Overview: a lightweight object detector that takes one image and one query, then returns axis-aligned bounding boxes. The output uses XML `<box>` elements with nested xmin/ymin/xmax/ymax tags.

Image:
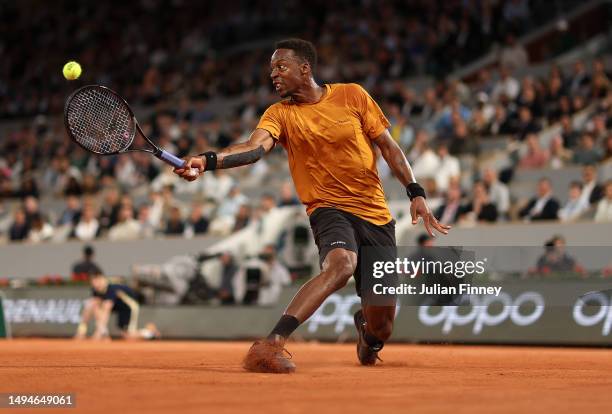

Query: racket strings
<box><xmin>66</xmin><ymin>87</ymin><xmax>135</xmax><ymax>154</ymax></box>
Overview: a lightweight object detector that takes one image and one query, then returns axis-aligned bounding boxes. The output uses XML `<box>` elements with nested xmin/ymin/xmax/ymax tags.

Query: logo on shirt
<box><xmin>330</xmin><ymin>241</ymin><xmax>347</xmax><ymax>246</ymax></box>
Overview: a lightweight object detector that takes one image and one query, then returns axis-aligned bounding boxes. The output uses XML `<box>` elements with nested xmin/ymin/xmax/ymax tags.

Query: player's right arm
<box><xmin>173</xmin><ymin>128</ymin><xmax>276</xmax><ymax>181</ymax></box>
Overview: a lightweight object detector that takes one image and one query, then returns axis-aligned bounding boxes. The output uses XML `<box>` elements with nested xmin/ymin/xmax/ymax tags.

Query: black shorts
<box><xmin>113</xmin><ymin>303</ymin><xmax>132</xmax><ymax>330</ymax></box>
<box><xmin>309</xmin><ymin>207</ymin><xmax>396</xmax><ymax>296</ymax></box>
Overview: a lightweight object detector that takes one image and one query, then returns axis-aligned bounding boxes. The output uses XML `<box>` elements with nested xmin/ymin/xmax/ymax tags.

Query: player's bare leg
<box><xmin>354</xmin><ymin>304</ymin><xmax>395</xmax><ymax>365</ymax></box>
<box><xmin>243</xmin><ymin>248</ymin><xmax>357</xmax><ymax>373</ymax></box>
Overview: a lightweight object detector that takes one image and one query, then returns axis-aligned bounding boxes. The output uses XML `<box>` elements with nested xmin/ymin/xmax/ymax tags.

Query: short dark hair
<box><xmin>275</xmin><ymin>38</ymin><xmax>317</xmax><ymax>72</ymax></box>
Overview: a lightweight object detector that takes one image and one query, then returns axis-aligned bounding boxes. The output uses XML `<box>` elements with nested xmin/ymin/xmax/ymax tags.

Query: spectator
<box><xmin>278</xmin><ymin>181</ymin><xmax>300</xmax><ymax>207</ymax></box>
<box><xmin>488</xmin><ymin>104</ymin><xmax>515</xmax><ymax>135</ymax></box>
<box><xmin>548</xmin><ymin>135</ymin><xmax>573</xmax><ymax>169</ymax></box>
<box><xmin>602</xmin><ymin>134</ymin><xmax>612</xmax><ymax>163</ymax></box>
<box><xmin>535</xmin><ymin>235</ymin><xmax>580</xmax><ymax>275</ymax></box>
<box><xmin>492</xmin><ymin>66</ymin><xmax>520</xmax><ymax>101</ymax></box>
<box><xmin>74</xmin><ymin>202</ymin><xmax>100</xmax><ymax>241</ymax></box>
<box><xmin>519</xmin><ymin>177</ymin><xmax>560</xmax><ymax>221</ymax></box>
<box><xmin>184</xmin><ymin>202</ymin><xmax>210</xmax><ymax>237</ymax></box>
<box><xmin>482</xmin><ymin>167</ymin><xmax>510</xmax><ymax>217</ymax></box>
<box><xmin>137</xmin><ymin>204</ymin><xmax>157</xmax><ymax>239</ymax></box>
<box><xmin>499</xmin><ymin>33</ymin><xmax>528</xmax><ymax>70</ymax></box>
<box><xmin>434</xmin><ymin>143</ymin><xmax>460</xmax><ymax>192</ymax></box>
<box><xmin>594</xmin><ymin>181</ymin><xmax>612</xmax><ymax>222</ymax></box>
<box><xmin>27</xmin><ymin>213</ymin><xmax>54</xmax><ymax>243</ymax></box>
<box><xmin>72</xmin><ymin>245</ymin><xmax>104</xmax><ymax>281</ymax></box>
<box><xmin>515</xmin><ymin>107</ymin><xmax>540</xmax><ymax>141</ymax></box>
<box><xmin>580</xmin><ymin>165</ymin><xmax>604</xmax><ymax>205</ymax></box>
<box><xmin>57</xmin><ymin>195</ymin><xmax>82</xmax><ymax>227</ymax></box>
<box><xmin>459</xmin><ymin>181</ymin><xmax>498</xmax><ymax>224</ymax></box>
<box><xmin>108</xmin><ymin>206</ymin><xmax>141</xmax><ymax>240</ymax></box>
<box><xmin>573</xmin><ymin>134</ymin><xmax>602</xmax><ymax>165</ymax></box>
<box><xmin>98</xmin><ymin>187</ymin><xmax>122</xmax><ymax>231</ymax></box>
<box><xmin>558</xmin><ymin>181</ymin><xmax>589</xmax><ymax>222</ymax></box>
<box><xmin>520</xmin><ymin>133</ymin><xmax>549</xmax><ymax>169</ymax></box>
<box><xmin>434</xmin><ymin>184</ymin><xmax>463</xmax><ymax>225</ymax></box>
<box><xmin>409</xmin><ymin>131</ymin><xmax>440</xmax><ymax>179</ymax></box>
<box><xmin>165</xmin><ymin>206</ymin><xmax>186</xmax><ymax>236</ymax></box>
<box><xmin>9</xmin><ymin>208</ymin><xmax>29</xmax><ymax>241</ymax></box>
<box><xmin>560</xmin><ymin>115</ymin><xmax>579</xmax><ymax>149</ymax></box>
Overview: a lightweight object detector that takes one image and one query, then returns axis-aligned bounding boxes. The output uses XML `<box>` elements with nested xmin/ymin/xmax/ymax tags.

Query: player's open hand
<box><xmin>410</xmin><ymin>196</ymin><xmax>451</xmax><ymax>237</ymax></box>
<box><xmin>173</xmin><ymin>156</ymin><xmax>205</xmax><ymax>181</ymax></box>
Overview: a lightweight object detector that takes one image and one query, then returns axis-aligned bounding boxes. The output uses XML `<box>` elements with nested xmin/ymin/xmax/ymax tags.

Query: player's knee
<box><xmin>324</xmin><ymin>252</ymin><xmax>356</xmax><ymax>291</ymax></box>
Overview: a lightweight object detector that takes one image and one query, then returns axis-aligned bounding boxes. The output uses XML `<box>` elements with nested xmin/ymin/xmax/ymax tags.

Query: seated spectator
<box><xmin>492</xmin><ymin>66</ymin><xmax>520</xmax><ymax>101</ymax></box>
<box><xmin>559</xmin><ymin>114</ymin><xmax>579</xmax><ymax>149</ymax></box>
<box><xmin>74</xmin><ymin>202</ymin><xmax>100</xmax><ymax>241</ymax></box>
<box><xmin>108</xmin><ymin>206</ymin><xmax>141</xmax><ymax>240</ymax></box>
<box><xmin>9</xmin><ymin>208</ymin><xmax>29</xmax><ymax>241</ymax></box>
<box><xmin>519</xmin><ymin>177</ymin><xmax>560</xmax><ymax>221</ymax></box>
<box><xmin>216</xmin><ymin>185</ymin><xmax>248</xmax><ymax>218</ymax></box>
<box><xmin>601</xmin><ymin>134</ymin><xmax>612</xmax><ymax>163</ymax></box>
<box><xmin>137</xmin><ymin>204</ymin><xmax>157</xmax><ymax>239</ymax></box>
<box><xmin>278</xmin><ymin>181</ymin><xmax>300</xmax><ymax>207</ymax></box>
<box><xmin>434</xmin><ymin>184</ymin><xmax>463</xmax><ymax>225</ymax></box>
<box><xmin>548</xmin><ymin>135</ymin><xmax>572</xmax><ymax>169</ymax></box>
<box><xmin>184</xmin><ymin>202</ymin><xmax>210</xmax><ymax>237</ymax></box>
<box><xmin>573</xmin><ymin>134</ymin><xmax>602</xmax><ymax>165</ymax></box>
<box><xmin>520</xmin><ymin>133</ymin><xmax>549</xmax><ymax>169</ymax></box>
<box><xmin>580</xmin><ymin>165</ymin><xmax>604</xmax><ymax>205</ymax></box>
<box><xmin>57</xmin><ymin>195</ymin><xmax>82</xmax><ymax>227</ymax></box>
<box><xmin>488</xmin><ymin>104</ymin><xmax>515</xmax><ymax>135</ymax></box>
<box><xmin>435</xmin><ymin>144</ymin><xmax>460</xmax><ymax>192</ymax></box>
<box><xmin>515</xmin><ymin>107</ymin><xmax>541</xmax><ymax>141</ymax></box>
<box><xmin>165</xmin><ymin>206</ymin><xmax>186</xmax><ymax>235</ymax></box>
<box><xmin>499</xmin><ymin>33</ymin><xmax>528</xmax><ymax>71</ymax></box>
<box><xmin>28</xmin><ymin>213</ymin><xmax>54</xmax><ymax>243</ymax></box>
<box><xmin>558</xmin><ymin>182</ymin><xmax>589</xmax><ymax>222</ymax></box>
<box><xmin>459</xmin><ymin>181</ymin><xmax>498</xmax><ymax>224</ymax></box>
<box><xmin>594</xmin><ymin>180</ymin><xmax>612</xmax><ymax>222</ymax></box>
<box><xmin>482</xmin><ymin>167</ymin><xmax>510</xmax><ymax>218</ymax></box>
<box><xmin>410</xmin><ymin>133</ymin><xmax>440</xmax><ymax>179</ymax></box>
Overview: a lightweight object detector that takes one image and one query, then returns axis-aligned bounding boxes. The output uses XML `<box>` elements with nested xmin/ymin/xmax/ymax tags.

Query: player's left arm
<box><xmin>374</xmin><ymin>130</ymin><xmax>450</xmax><ymax>236</ymax></box>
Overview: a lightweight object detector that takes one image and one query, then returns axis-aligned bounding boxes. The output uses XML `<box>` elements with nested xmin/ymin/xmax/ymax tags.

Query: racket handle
<box><xmin>158</xmin><ymin>150</ymin><xmax>199</xmax><ymax>178</ymax></box>
<box><xmin>158</xmin><ymin>150</ymin><xmax>186</xmax><ymax>168</ymax></box>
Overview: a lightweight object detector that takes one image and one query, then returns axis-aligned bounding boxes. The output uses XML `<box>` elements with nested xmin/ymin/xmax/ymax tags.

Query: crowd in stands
<box><xmin>1</xmin><ymin>0</ymin><xmax>611</xmax><ymax>246</ymax></box>
<box><xmin>1</xmin><ymin>0</ymin><xmax>575</xmax><ymax>119</ymax></box>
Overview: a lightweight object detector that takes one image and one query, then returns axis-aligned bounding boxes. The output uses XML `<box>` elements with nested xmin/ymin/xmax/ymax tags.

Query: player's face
<box><xmin>270</xmin><ymin>49</ymin><xmax>307</xmax><ymax>98</ymax></box>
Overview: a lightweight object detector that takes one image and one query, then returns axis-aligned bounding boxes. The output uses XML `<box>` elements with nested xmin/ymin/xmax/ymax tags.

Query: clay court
<box><xmin>0</xmin><ymin>340</ymin><xmax>609</xmax><ymax>413</ymax></box>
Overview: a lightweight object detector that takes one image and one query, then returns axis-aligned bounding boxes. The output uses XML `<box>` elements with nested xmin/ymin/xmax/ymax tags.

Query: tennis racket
<box><xmin>64</xmin><ymin>85</ymin><xmax>197</xmax><ymax>176</ymax></box>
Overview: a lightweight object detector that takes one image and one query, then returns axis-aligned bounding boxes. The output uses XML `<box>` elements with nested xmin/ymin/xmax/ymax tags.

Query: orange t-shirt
<box><xmin>256</xmin><ymin>83</ymin><xmax>392</xmax><ymax>225</ymax></box>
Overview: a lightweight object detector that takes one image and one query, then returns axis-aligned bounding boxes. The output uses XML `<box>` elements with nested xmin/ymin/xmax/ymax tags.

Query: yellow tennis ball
<box><xmin>63</xmin><ymin>61</ymin><xmax>82</xmax><ymax>80</ymax></box>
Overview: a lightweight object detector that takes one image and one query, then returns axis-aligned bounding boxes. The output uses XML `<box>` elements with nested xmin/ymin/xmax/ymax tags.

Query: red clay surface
<box><xmin>0</xmin><ymin>339</ymin><xmax>610</xmax><ymax>414</ymax></box>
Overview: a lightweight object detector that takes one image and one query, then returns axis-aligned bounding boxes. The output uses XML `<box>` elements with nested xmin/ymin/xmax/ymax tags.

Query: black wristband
<box><xmin>199</xmin><ymin>151</ymin><xmax>217</xmax><ymax>171</ymax></box>
<box><xmin>406</xmin><ymin>182</ymin><xmax>426</xmax><ymax>200</ymax></box>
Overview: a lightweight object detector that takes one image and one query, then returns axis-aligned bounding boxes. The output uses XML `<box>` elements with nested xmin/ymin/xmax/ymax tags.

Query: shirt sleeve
<box><xmin>351</xmin><ymin>84</ymin><xmax>390</xmax><ymax>140</ymax></box>
<box><xmin>103</xmin><ymin>285</ymin><xmax>117</xmax><ymax>302</ymax></box>
<box><xmin>256</xmin><ymin>104</ymin><xmax>284</xmax><ymax>143</ymax></box>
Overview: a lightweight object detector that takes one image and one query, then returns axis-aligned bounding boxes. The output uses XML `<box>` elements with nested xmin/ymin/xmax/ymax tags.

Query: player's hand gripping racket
<box><xmin>64</xmin><ymin>85</ymin><xmax>198</xmax><ymax>177</ymax></box>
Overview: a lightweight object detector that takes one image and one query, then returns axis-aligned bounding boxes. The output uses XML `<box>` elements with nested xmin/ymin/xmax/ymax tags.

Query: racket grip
<box><xmin>158</xmin><ymin>150</ymin><xmax>186</xmax><ymax>168</ymax></box>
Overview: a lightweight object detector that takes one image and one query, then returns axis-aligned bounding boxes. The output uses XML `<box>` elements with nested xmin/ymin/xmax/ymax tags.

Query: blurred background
<box><xmin>1</xmin><ymin>0</ymin><xmax>611</xmax><ymax>342</ymax></box>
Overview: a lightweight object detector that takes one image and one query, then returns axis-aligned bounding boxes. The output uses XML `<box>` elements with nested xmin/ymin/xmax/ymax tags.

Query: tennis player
<box><xmin>174</xmin><ymin>39</ymin><xmax>450</xmax><ymax>373</ymax></box>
